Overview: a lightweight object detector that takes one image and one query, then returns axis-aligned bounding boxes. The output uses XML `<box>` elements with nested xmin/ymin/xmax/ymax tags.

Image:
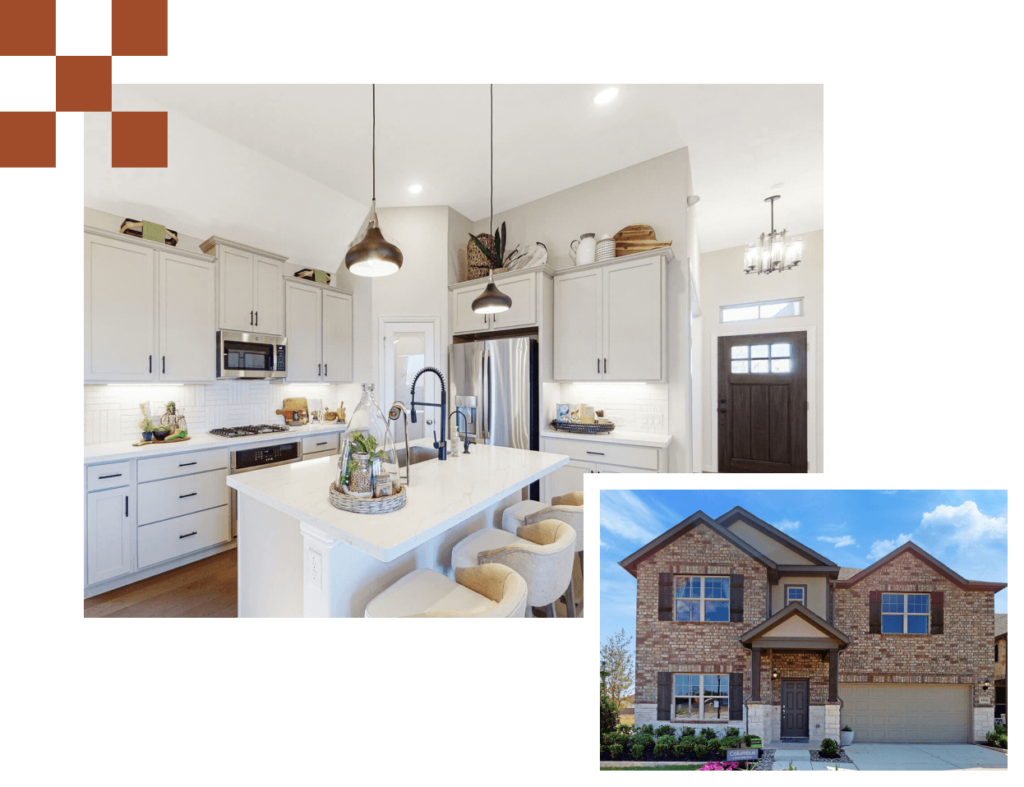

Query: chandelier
<box><xmin>743</xmin><ymin>195</ymin><xmax>802</xmax><ymax>275</ymax></box>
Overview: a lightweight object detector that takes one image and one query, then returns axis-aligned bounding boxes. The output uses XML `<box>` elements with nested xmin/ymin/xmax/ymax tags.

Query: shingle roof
<box><xmin>995</xmin><ymin>613</ymin><xmax>1008</xmax><ymax>638</ymax></box>
<box><xmin>837</xmin><ymin>567</ymin><xmax>861</xmax><ymax>580</ymax></box>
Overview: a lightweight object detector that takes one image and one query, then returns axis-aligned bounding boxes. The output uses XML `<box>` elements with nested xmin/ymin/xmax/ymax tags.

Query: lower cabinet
<box><xmin>138</xmin><ymin>507</ymin><xmax>230</xmax><ymax>569</ymax></box>
<box><xmin>539</xmin><ymin>435</ymin><xmax>664</xmax><ymax>503</ymax></box>
<box><xmin>86</xmin><ymin>487</ymin><xmax>133</xmax><ymax>585</ymax></box>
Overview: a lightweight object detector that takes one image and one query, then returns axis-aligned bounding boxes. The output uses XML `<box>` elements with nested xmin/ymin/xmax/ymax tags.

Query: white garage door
<box><xmin>839</xmin><ymin>683</ymin><xmax>972</xmax><ymax>743</ymax></box>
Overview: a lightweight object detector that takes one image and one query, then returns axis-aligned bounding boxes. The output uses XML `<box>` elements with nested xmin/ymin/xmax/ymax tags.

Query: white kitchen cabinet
<box><xmin>86</xmin><ymin>486</ymin><xmax>133</xmax><ymax>585</ymax></box>
<box><xmin>553</xmin><ymin>252</ymin><xmax>668</xmax><ymax>382</ymax></box>
<box><xmin>85</xmin><ymin>233</ymin><xmax>157</xmax><ymax>382</ymax></box>
<box><xmin>449</xmin><ymin>268</ymin><xmax>549</xmax><ymax>335</ymax></box>
<box><xmin>539</xmin><ymin>433</ymin><xmax>667</xmax><ymax>502</ymax></box>
<box><xmin>201</xmin><ymin>236</ymin><xmax>287</xmax><ymax>334</ymax></box>
<box><xmin>452</xmin><ymin>285</ymin><xmax>491</xmax><ymax>334</ymax></box>
<box><xmin>285</xmin><ymin>280</ymin><xmax>353</xmax><ymax>383</ymax></box>
<box><xmin>159</xmin><ymin>251</ymin><xmax>216</xmax><ymax>382</ymax></box>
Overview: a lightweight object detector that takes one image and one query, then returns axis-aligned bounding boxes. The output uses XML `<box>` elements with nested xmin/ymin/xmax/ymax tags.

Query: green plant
<box><xmin>995</xmin><ymin>723</ymin><xmax>1007</xmax><ymax>735</ymax></box>
<box><xmin>654</xmin><ymin>740</ymin><xmax>674</xmax><ymax>760</ymax></box>
<box><xmin>725</xmin><ymin>727</ymin><xmax>741</xmax><ymax>738</ymax></box>
<box><xmin>819</xmin><ymin>737</ymin><xmax>839</xmax><ymax>757</ymax></box>
<box><xmin>617</xmin><ymin>723</ymin><xmax>634</xmax><ymax>735</ymax></box>
<box><xmin>139</xmin><ymin>418</ymin><xmax>154</xmax><ymax>432</ymax></box>
<box><xmin>742</xmin><ymin>734</ymin><xmax>754</xmax><ymax>746</ymax></box>
<box><xmin>629</xmin><ymin>742</ymin><xmax>645</xmax><ymax>760</ymax></box>
<box><xmin>699</xmin><ymin>727</ymin><xmax>719</xmax><ymax>740</ymax></box>
<box><xmin>675</xmin><ymin>737</ymin><xmax>696</xmax><ymax>760</ymax></box>
<box><xmin>468</xmin><ymin>221</ymin><xmax>507</xmax><ymax>269</ymax></box>
<box><xmin>637</xmin><ymin>724</ymin><xmax>655</xmax><ymax>737</ymax></box>
<box><xmin>706</xmin><ymin>739</ymin><xmax>721</xmax><ymax>754</ymax></box>
<box><xmin>600</xmin><ymin>693</ymin><xmax>619</xmax><ymax>737</ymax></box>
<box><xmin>720</xmin><ymin>736</ymin><xmax>740</xmax><ymax>749</ymax></box>
<box><xmin>609</xmin><ymin>743</ymin><xmax>624</xmax><ymax>760</ymax></box>
<box><xmin>637</xmin><ymin>733</ymin><xmax>656</xmax><ymax>757</ymax></box>
<box><xmin>166</xmin><ymin>401</ymin><xmax>176</xmax><ymax>414</ymax></box>
<box><xmin>680</xmin><ymin>726</ymin><xmax>696</xmax><ymax>738</ymax></box>
<box><xmin>841</xmin><ymin>725</ymin><xmax>852</xmax><ymax>732</ymax></box>
<box><xmin>693</xmin><ymin>743</ymin><xmax>708</xmax><ymax>760</ymax></box>
<box><xmin>655</xmin><ymin>724</ymin><xmax>676</xmax><ymax>739</ymax></box>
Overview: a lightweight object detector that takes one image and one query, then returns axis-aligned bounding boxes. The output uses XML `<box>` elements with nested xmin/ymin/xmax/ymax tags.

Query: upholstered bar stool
<box><xmin>500</xmin><ymin>498</ymin><xmax>549</xmax><ymax>535</ymax></box>
<box><xmin>522</xmin><ymin>490</ymin><xmax>584</xmax><ymax>615</ymax></box>
<box><xmin>451</xmin><ymin>520</ymin><xmax>576</xmax><ymax>618</ymax></box>
<box><xmin>364</xmin><ymin>564</ymin><xmax>528</xmax><ymax>618</ymax></box>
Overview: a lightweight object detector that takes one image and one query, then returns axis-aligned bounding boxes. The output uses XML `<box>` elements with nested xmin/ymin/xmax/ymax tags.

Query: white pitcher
<box><xmin>570</xmin><ymin>233</ymin><xmax>597</xmax><ymax>265</ymax></box>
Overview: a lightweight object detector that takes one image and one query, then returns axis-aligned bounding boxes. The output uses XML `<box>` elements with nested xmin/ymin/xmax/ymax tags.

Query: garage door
<box><xmin>839</xmin><ymin>683</ymin><xmax>971</xmax><ymax>743</ymax></box>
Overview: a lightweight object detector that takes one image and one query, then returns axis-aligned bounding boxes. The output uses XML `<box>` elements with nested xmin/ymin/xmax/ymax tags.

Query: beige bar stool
<box><xmin>364</xmin><ymin>564</ymin><xmax>528</xmax><ymax>618</ymax></box>
<box><xmin>522</xmin><ymin>490</ymin><xmax>584</xmax><ymax>615</ymax></box>
<box><xmin>451</xmin><ymin>520</ymin><xmax>576</xmax><ymax>618</ymax></box>
<box><xmin>500</xmin><ymin>499</ymin><xmax>549</xmax><ymax>534</ymax></box>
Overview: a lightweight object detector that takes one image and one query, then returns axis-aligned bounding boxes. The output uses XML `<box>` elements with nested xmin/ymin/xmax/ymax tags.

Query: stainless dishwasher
<box><xmin>229</xmin><ymin>441</ymin><xmax>301</xmax><ymax>538</ymax></box>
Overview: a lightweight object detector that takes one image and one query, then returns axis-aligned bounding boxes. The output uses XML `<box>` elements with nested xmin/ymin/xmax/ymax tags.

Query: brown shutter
<box><xmin>659</xmin><ymin>573</ymin><xmax>674</xmax><ymax>621</ymax></box>
<box><xmin>730</xmin><ymin>574</ymin><xmax>744</xmax><ymax>623</ymax></box>
<box><xmin>930</xmin><ymin>591</ymin><xmax>944</xmax><ymax>634</ymax></box>
<box><xmin>657</xmin><ymin>672</ymin><xmax>672</xmax><ymax>720</ymax></box>
<box><xmin>868</xmin><ymin>590</ymin><xmax>882</xmax><ymax>634</ymax></box>
<box><xmin>728</xmin><ymin>672</ymin><xmax>743</xmax><ymax>720</ymax></box>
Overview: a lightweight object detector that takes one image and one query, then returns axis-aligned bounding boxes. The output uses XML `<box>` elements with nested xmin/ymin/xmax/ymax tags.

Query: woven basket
<box><xmin>329</xmin><ymin>480</ymin><xmax>407</xmax><ymax>514</ymax></box>
<box><xmin>467</xmin><ymin>233</ymin><xmax>495</xmax><ymax>280</ymax></box>
<box><xmin>549</xmin><ymin>419</ymin><xmax>616</xmax><ymax>435</ymax></box>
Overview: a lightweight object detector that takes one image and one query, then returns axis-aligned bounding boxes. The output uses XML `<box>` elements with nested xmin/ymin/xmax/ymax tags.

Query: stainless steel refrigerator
<box><xmin>449</xmin><ymin>336</ymin><xmax>540</xmax><ymax>498</ymax></box>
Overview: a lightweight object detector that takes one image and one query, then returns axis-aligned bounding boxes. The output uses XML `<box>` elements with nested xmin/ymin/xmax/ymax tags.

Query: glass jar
<box><xmin>338</xmin><ymin>384</ymin><xmax>400</xmax><ymax>496</ymax></box>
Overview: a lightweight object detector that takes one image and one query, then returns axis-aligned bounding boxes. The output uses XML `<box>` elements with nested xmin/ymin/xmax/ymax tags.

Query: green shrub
<box><xmin>995</xmin><ymin>724</ymin><xmax>1007</xmax><ymax>736</ymax></box>
<box><xmin>725</xmin><ymin>726</ymin><xmax>741</xmax><ymax>738</ymax></box>
<box><xmin>820</xmin><ymin>738</ymin><xmax>840</xmax><ymax>757</ymax></box>
<box><xmin>609</xmin><ymin>743</ymin><xmax>624</xmax><ymax>760</ymax></box>
<box><xmin>614</xmin><ymin>732</ymin><xmax>633</xmax><ymax>749</ymax></box>
<box><xmin>841</xmin><ymin>725</ymin><xmax>853</xmax><ymax>732</ymax></box>
<box><xmin>655</xmin><ymin>724</ymin><xmax>676</xmax><ymax>739</ymax></box>
<box><xmin>640</xmin><ymin>734</ymin><xmax>656</xmax><ymax>755</ymax></box>
<box><xmin>700</xmin><ymin>727</ymin><xmax>719</xmax><ymax>740</ymax></box>
<box><xmin>998</xmin><ymin>734</ymin><xmax>1008</xmax><ymax>749</ymax></box>
<box><xmin>629</xmin><ymin>742</ymin><xmax>645</xmax><ymax>760</ymax></box>
<box><xmin>617</xmin><ymin>723</ymin><xmax>634</xmax><ymax>735</ymax></box>
<box><xmin>654</xmin><ymin>740</ymin><xmax>674</xmax><ymax>760</ymax></box>
<box><xmin>742</xmin><ymin>734</ymin><xmax>754</xmax><ymax>746</ymax></box>
<box><xmin>706</xmin><ymin>738</ymin><xmax>722</xmax><ymax>753</ymax></box>
<box><xmin>680</xmin><ymin>726</ymin><xmax>697</xmax><ymax>738</ymax></box>
<box><xmin>600</xmin><ymin>693</ymin><xmax>619</xmax><ymax>736</ymax></box>
<box><xmin>693</xmin><ymin>743</ymin><xmax>708</xmax><ymax>760</ymax></box>
<box><xmin>720</xmin><ymin>736</ymin><xmax>740</xmax><ymax>749</ymax></box>
<box><xmin>637</xmin><ymin>723</ymin><xmax>655</xmax><ymax>737</ymax></box>
<box><xmin>600</xmin><ymin>744</ymin><xmax>609</xmax><ymax>758</ymax></box>
<box><xmin>675</xmin><ymin>737</ymin><xmax>696</xmax><ymax>760</ymax></box>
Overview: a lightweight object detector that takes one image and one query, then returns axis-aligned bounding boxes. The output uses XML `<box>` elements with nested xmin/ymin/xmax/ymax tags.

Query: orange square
<box><xmin>56</xmin><ymin>56</ymin><xmax>112</xmax><ymax>112</ymax></box>
<box><xmin>0</xmin><ymin>1</ymin><xmax>56</xmax><ymax>56</ymax></box>
<box><xmin>112</xmin><ymin>0</ymin><xmax>167</xmax><ymax>56</ymax></box>
<box><xmin>0</xmin><ymin>112</ymin><xmax>56</xmax><ymax>167</ymax></box>
<box><xmin>112</xmin><ymin>111</ymin><xmax>167</xmax><ymax>168</ymax></box>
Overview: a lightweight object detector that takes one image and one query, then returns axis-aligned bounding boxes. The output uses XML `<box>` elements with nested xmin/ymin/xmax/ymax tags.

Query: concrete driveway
<box><xmin>844</xmin><ymin>744</ymin><xmax>1007</xmax><ymax>771</ymax></box>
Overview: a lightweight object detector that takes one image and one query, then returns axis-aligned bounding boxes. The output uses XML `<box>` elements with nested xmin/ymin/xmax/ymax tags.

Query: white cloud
<box><xmin>867</xmin><ymin>533</ymin><xmax>912</xmax><ymax>561</ymax></box>
<box><xmin>879</xmin><ymin>491</ymin><xmax>898</xmax><ymax>495</ymax></box>
<box><xmin>599</xmin><ymin>490</ymin><xmax>674</xmax><ymax>543</ymax></box>
<box><xmin>777</xmin><ymin>519</ymin><xmax>800</xmax><ymax>532</ymax></box>
<box><xmin>818</xmin><ymin>535</ymin><xmax>856</xmax><ymax>548</ymax></box>
<box><xmin>919</xmin><ymin>501</ymin><xmax>1007</xmax><ymax>550</ymax></box>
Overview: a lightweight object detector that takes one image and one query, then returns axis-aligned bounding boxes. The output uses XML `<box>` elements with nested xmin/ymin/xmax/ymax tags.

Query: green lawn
<box><xmin>601</xmin><ymin>765</ymin><xmax>702</xmax><ymax>771</ymax></box>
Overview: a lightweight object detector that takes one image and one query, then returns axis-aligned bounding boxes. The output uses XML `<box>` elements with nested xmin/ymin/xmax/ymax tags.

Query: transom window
<box><xmin>674</xmin><ymin>674</ymin><xmax>730</xmax><ymax>720</ymax></box>
<box><xmin>675</xmin><ymin>576</ymin><xmax>730</xmax><ymax>622</ymax></box>
<box><xmin>721</xmin><ymin>297</ymin><xmax>803</xmax><ymax>324</ymax></box>
<box><xmin>786</xmin><ymin>586</ymin><xmax>806</xmax><ymax>606</ymax></box>
<box><xmin>730</xmin><ymin>342</ymin><xmax>792</xmax><ymax>374</ymax></box>
<box><xmin>882</xmin><ymin>593</ymin><xmax>930</xmax><ymax>634</ymax></box>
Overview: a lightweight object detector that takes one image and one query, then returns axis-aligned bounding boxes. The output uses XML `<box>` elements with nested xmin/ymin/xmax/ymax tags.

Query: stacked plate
<box><xmin>596</xmin><ymin>237</ymin><xmax>616</xmax><ymax>261</ymax></box>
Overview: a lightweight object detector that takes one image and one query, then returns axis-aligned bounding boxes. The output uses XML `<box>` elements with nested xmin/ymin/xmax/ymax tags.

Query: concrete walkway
<box><xmin>771</xmin><ymin>749</ymin><xmax>857</xmax><ymax>771</ymax></box>
<box><xmin>843</xmin><ymin>744</ymin><xmax>1007</xmax><ymax>771</ymax></box>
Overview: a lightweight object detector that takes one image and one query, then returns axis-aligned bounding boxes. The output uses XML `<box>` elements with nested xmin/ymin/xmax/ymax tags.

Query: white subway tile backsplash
<box><xmin>558</xmin><ymin>382</ymin><xmax>669</xmax><ymax>434</ymax></box>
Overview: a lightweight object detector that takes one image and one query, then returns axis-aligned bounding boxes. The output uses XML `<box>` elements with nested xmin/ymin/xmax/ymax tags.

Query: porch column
<box><xmin>750</xmin><ymin>646</ymin><xmax>762</xmax><ymax>701</ymax></box>
<box><xmin>828</xmin><ymin>647</ymin><xmax>839</xmax><ymax>702</ymax></box>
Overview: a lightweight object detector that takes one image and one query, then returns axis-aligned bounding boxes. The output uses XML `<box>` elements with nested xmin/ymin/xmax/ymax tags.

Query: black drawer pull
<box><xmin>125</xmin><ymin>496</ymin><xmax>129</xmax><ymax>516</ymax></box>
<box><xmin>162</xmin><ymin>355</ymin><xmax>166</xmax><ymax>374</ymax></box>
<box><xmin>604</xmin><ymin>358</ymin><xmax>607</xmax><ymax>373</ymax></box>
<box><xmin>98</xmin><ymin>473</ymin><xmax>122</xmax><ymax>479</ymax></box>
<box><xmin>179</xmin><ymin>492</ymin><xmax>197</xmax><ymax>499</ymax></box>
<box><xmin>179</xmin><ymin>531</ymin><xmax>198</xmax><ymax>539</ymax></box>
<box><xmin>178</xmin><ymin>461</ymin><xmax>197</xmax><ymax>467</ymax></box>
<box><xmin>316</xmin><ymin>442</ymin><xmax>328</xmax><ymax>446</ymax></box>
<box><xmin>586</xmin><ymin>451</ymin><xmax>605</xmax><ymax>456</ymax></box>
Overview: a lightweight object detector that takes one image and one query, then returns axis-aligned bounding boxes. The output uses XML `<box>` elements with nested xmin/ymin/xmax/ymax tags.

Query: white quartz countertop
<box><xmin>83</xmin><ymin>422</ymin><xmax>348</xmax><ymax>464</ymax></box>
<box><xmin>227</xmin><ymin>443</ymin><xmax>569</xmax><ymax>562</ymax></box>
<box><xmin>540</xmin><ymin>429</ymin><xmax>672</xmax><ymax>449</ymax></box>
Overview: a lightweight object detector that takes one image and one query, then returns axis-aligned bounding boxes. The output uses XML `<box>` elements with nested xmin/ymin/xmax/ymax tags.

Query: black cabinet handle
<box><xmin>324</xmin><ymin>364</ymin><xmax>327</xmax><ymax>376</ymax></box>
<box><xmin>604</xmin><ymin>358</ymin><xmax>607</xmax><ymax>373</ymax></box>
<box><xmin>149</xmin><ymin>355</ymin><xmax>152</xmax><ymax>373</ymax></box>
<box><xmin>597</xmin><ymin>358</ymin><xmax>600</xmax><ymax>373</ymax></box>
<box><xmin>162</xmin><ymin>356</ymin><xmax>166</xmax><ymax>373</ymax></box>
<box><xmin>255</xmin><ymin>311</ymin><xmax>258</xmax><ymax>326</ymax></box>
<box><xmin>179</xmin><ymin>492</ymin><xmax>197</xmax><ymax>499</ymax></box>
<box><xmin>98</xmin><ymin>473</ymin><xmax>122</xmax><ymax>479</ymax></box>
<box><xmin>250</xmin><ymin>310</ymin><xmax>254</xmax><ymax>325</ymax></box>
<box><xmin>316</xmin><ymin>442</ymin><xmax>327</xmax><ymax>446</ymax></box>
<box><xmin>178</xmin><ymin>461</ymin><xmax>196</xmax><ymax>467</ymax></box>
<box><xmin>125</xmin><ymin>496</ymin><xmax>129</xmax><ymax>516</ymax></box>
<box><xmin>179</xmin><ymin>531</ymin><xmax>198</xmax><ymax>539</ymax></box>
<box><xmin>318</xmin><ymin>363</ymin><xmax>321</xmax><ymax>377</ymax></box>
<box><xmin>586</xmin><ymin>451</ymin><xmax>605</xmax><ymax>456</ymax></box>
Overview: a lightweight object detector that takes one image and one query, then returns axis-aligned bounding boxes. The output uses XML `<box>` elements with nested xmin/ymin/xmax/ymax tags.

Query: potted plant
<box><xmin>139</xmin><ymin>417</ymin><xmax>154</xmax><ymax>442</ymax></box>
<box><xmin>840</xmin><ymin>725</ymin><xmax>854</xmax><ymax>746</ymax></box>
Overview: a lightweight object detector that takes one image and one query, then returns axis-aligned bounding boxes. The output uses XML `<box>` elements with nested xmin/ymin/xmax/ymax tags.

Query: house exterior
<box><xmin>620</xmin><ymin>507</ymin><xmax>1005</xmax><ymax>744</ymax></box>
<box><xmin>994</xmin><ymin>613</ymin><xmax>1007</xmax><ymax>722</ymax></box>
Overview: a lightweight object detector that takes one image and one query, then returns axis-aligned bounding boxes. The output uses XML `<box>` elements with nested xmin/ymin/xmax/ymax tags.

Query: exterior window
<box><xmin>674</xmin><ymin>674</ymin><xmax>729</xmax><ymax>720</ymax></box>
<box><xmin>721</xmin><ymin>297</ymin><xmax>803</xmax><ymax>324</ymax></box>
<box><xmin>786</xmin><ymin>586</ymin><xmax>806</xmax><ymax>606</ymax></box>
<box><xmin>728</xmin><ymin>342</ymin><xmax>793</xmax><ymax>374</ymax></box>
<box><xmin>881</xmin><ymin>593</ymin><xmax>930</xmax><ymax>634</ymax></box>
<box><xmin>675</xmin><ymin>576</ymin><xmax>730</xmax><ymax>622</ymax></box>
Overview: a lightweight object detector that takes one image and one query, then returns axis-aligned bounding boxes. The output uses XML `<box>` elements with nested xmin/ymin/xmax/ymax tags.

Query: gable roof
<box><xmin>995</xmin><ymin>613</ymin><xmax>1008</xmax><ymax>639</ymax></box>
<box><xmin>618</xmin><ymin>510</ymin><xmax>778</xmax><ymax>578</ymax></box>
<box><xmin>715</xmin><ymin>506</ymin><xmax>838</xmax><ymax>567</ymax></box>
<box><xmin>739</xmin><ymin>601</ymin><xmax>850</xmax><ymax>648</ymax></box>
<box><xmin>837</xmin><ymin>567</ymin><xmax>861</xmax><ymax>581</ymax></box>
<box><xmin>834</xmin><ymin>541</ymin><xmax>1007</xmax><ymax>592</ymax></box>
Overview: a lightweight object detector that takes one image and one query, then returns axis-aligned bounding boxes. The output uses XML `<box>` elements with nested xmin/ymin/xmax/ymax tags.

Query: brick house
<box><xmin>994</xmin><ymin>613</ymin><xmax>1007</xmax><ymax>722</ymax></box>
<box><xmin>620</xmin><ymin>507</ymin><xmax>1005</xmax><ymax>744</ymax></box>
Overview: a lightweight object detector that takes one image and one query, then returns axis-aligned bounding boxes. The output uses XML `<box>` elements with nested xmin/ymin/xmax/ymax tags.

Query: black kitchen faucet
<box><xmin>409</xmin><ymin>366</ymin><xmax>447</xmax><ymax>460</ymax></box>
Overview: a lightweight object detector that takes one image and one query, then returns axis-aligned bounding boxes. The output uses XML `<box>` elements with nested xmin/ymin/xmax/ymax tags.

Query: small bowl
<box><xmin>152</xmin><ymin>429</ymin><xmax>172</xmax><ymax>441</ymax></box>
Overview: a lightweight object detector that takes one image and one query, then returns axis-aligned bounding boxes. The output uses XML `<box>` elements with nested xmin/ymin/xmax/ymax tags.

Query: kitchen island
<box><xmin>227</xmin><ymin>443</ymin><xmax>569</xmax><ymax>617</ymax></box>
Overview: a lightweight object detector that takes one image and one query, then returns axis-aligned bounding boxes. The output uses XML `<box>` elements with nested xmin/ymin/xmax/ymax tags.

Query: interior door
<box><xmin>160</xmin><ymin>253</ymin><xmax>215</xmax><ymax>382</ymax></box>
<box><xmin>321</xmin><ymin>289</ymin><xmax>353</xmax><ymax>382</ymax></box>
<box><xmin>553</xmin><ymin>267</ymin><xmax>603</xmax><ymax>381</ymax></box>
<box><xmin>604</xmin><ymin>257</ymin><xmax>662</xmax><ymax>380</ymax></box>
<box><xmin>285</xmin><ymin>282</ymin><xmax>322</xmax><ymax>382</ymax></box>
<box><xmin>253</xmin><ymin>255</ymin><xmax>283</xmax><ymax>334</ymax></box>
<box><xmin>781</xmin><ymin>679</ymin><xmax>809</xmax><ymax>738</ymax></box>
<box><xmin>219</xmin><ymin>247</ymin><xmax>255</xmax><ymax>331</ymax></box>
<box><xmin>717</xmin><ymin>331</ymin><xmax>808</xmax><ymax>473</ymax></box>
<box><xmin>382</xmin><ymin>322</ymin><xmax>436</xmax><ymax>444</ymax></box>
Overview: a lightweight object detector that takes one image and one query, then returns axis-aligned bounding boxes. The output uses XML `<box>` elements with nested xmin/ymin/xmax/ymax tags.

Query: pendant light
<box><xmin>743</xmin><ymin>195</ymin><xmax>802</xmax><ymax>276</ymax></box>
<box><xmin>472</xmin><ymin>85</ymin><xmax>512</xmax><ymax>314</ymax></box>
<box><xmin>345</xmin><ymin>84</ymin><xmax>403</xmax><ymax>277</ymax></box>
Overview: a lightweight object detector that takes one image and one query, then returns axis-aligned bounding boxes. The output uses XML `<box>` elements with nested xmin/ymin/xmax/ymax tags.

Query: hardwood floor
<box><xmin>84</xmin><ymin>549</ymin><xmax>238</xmax><ymax>618</ymax></box>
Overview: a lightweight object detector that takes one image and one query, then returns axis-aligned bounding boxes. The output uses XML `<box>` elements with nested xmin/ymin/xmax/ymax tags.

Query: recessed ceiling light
<box><xmin>593</xmin><ymin>87</ymin><xmax>618</xmax><ymax>105</ymax></box>
<box><xmin>408</xmin><ymin>184</ymin><xmax>423</xmax><ymax>194</ymax></box>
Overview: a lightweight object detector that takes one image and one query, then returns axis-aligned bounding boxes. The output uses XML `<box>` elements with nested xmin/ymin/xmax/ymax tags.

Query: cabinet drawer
<box><xmin>302</xmin><ymin>433</ymin><xmax>339</xmax><ymax>456</ymax></box>
<box><xmin>137</xmin><ymin>506</ymin><xmax>230</xmax><ymax>569</ymax></box>
<box><xmin>138</xmin><ymin>468</ymin><xmax>230</xmax><ymax>525</ymax></box>
<box><xmin>87</xmin><ymin>461</ymin><xmax>131</xmax><ymax>491</ymax></box>
<box><xmin>138</xmin><ymin>448</ymin><xmax>229</xmax><ymax>483</ymax></box>
<box><xmin>541</xmin><ymin>436</ymin><xmax>659</xmax><ymax>471</ymax></box>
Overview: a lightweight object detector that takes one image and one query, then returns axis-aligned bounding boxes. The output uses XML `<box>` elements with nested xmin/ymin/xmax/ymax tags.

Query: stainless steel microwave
<box><xmin>217</xmin><ymin>331</ymin><xmax>287</xmax><ymax>379</ymax></box>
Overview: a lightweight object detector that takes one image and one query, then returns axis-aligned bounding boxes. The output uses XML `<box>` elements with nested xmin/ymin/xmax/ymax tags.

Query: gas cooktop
<box><xmin>209</xmin><ymin>425</ymin><xmax>291</xmax><ymax>439</ymax></box>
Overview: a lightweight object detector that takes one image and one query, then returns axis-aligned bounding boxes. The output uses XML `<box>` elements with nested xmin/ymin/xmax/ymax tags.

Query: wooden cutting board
<box><xmin>614</xmin><ymin>223</ymin><xmax>657</xmax><ymax>242</ymax></box>
<box><xmin>276</xmin><ymin>397</ymin><xmax>309</xmax><ymax>425</ymax></box>
<box><xmin>613</xmin><ymin>224</ymin><xmax>672</xmax><ymax>257</ymax></box>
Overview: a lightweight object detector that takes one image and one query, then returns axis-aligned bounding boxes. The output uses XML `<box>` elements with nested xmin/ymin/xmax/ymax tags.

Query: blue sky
<box><xmin>600</xmin><ymin>489</ymin><xmax>1008</xmax><ymax>648</ymax></box>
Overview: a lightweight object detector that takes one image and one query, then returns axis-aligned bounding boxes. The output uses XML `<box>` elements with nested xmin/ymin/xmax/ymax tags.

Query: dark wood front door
<box><xmin>781</xmin><ymin>679</ymin><xmax>809</xmax><ymax>738</ymax></box>
<box><xmin>718</xmin><ymin>331</ymin><xmax>807</xmax><ymax>473</ymax></box>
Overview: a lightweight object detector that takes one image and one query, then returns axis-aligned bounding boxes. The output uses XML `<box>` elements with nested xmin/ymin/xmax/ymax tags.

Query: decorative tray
<box><xmin>549</xmin><ymin>420</ymin><xmax>616</xmax><ymax>435</ymax></box>
<box><xmin>329</xmin><ymin>481</ymin><xmax>407</xmax><ymax>514</ymax></box>
<box><xmin>132</xmin><ymin>435</ymin><xmax>191</xmax><ymax>447</ymax></box>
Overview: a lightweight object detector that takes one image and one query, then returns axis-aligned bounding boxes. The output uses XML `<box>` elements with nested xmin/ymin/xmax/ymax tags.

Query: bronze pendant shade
<box><xmin>472</xmin><ymin>84</ymin><xmax>511</xmax><ymax>314</ymax></box>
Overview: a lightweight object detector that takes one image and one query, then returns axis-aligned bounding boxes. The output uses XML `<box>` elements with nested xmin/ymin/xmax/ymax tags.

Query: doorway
<box><xmin>780</xmin><ymin>679</ymin><xmax>809</xmax><ymax>738</ymax></box>
<box><xmin>379</xmin><ymin>319</ymin><xmax>440</xmax><ymax>444</ymax></box>
<box><xmin>717</xmin><ymin>330</ymin><xmax>807</xmax><ymax>472</ymax></box>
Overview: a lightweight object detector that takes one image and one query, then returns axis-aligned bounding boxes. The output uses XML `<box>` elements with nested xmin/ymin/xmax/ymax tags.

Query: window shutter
<box><xmin>729</xmin><ymin>672</ymin><xmax>743</xmax><ymax>720</ymax></box>
<box><xmin>657</xmin><ymin>672</ymin><xmax>672</xmax><ymax>720</ymax></box>
<box><xmin>868</xmin><ymin>590</ymin><xmax>882</xmax><ymax>634</ymax></box>
<box><xmin>659</xmin><ymin>573</ymin><xmax>673</xmax><ymax>621</ymax></box>
<box><xmin>930</xmin><ymin>591</ymin><xmax>944</xmax><ymax>635</ymax></box>
<box><xmin>729</xmin><ymin>574</ymin><xmax>744</xmax><ymax>623</ymax></box>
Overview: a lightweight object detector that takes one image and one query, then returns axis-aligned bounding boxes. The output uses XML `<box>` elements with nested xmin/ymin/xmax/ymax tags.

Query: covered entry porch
<box><xmin>740</xmin><ymin>603</ymin><xmax>850</xmax><ymax>744</ymax></box>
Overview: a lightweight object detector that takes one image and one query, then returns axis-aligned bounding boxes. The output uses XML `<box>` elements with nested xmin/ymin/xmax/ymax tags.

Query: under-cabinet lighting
<box><xmin>407</xmin><ymin>184</ymin><xmax>423</xmax><ymax>194</ymax></box>
<box><xmin>593</xmin><ymin>87</ymin><xmax>619</xmax><ymax>105</ymax></box>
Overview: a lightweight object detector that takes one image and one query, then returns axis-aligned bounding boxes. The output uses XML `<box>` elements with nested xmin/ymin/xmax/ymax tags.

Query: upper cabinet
<box><xmin>553</xmin><ymin>252</ymin><xmax>668</xmax><ymax>382</ymax></box>
<box><xmin>201</xmin><ymin>236</ymin><xmax>286</xmax><ymax>335</ymax></box>
<box><xmin>85</xmin><ymin>229</ymin><xmax>216</xmax><ymax>383</ymax></box>
<box><xmin>449</xmin><ymin>268</ymin><xmax>552</xmax><ymax>335</ymax></box>
<box><xmin>285</xmin><ymin>279</ymin><xmax>353</xmax><ymax>383</ymax></box>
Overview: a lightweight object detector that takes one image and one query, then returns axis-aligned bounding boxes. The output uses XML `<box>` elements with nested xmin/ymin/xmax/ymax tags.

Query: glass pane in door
<box><xmin>392</xmin><ymin>332</ymin><xmax>426</xmax><ymax>441</ymax></box>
